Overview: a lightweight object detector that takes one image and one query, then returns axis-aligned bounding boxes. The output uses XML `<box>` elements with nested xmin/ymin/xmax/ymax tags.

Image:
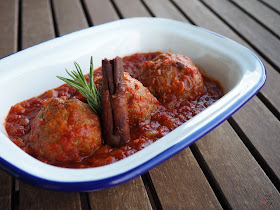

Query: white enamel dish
<box><xmin>0</xmin><ymin>18</ymin><xmax>266</xmax><ymax>191</ymax></box>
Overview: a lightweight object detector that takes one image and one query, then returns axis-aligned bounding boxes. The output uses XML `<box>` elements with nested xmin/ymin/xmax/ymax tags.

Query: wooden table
<box><xmin>1</xmin><ymin>0</ymin><xmax>280</xmax><ymax>209</ymax></box>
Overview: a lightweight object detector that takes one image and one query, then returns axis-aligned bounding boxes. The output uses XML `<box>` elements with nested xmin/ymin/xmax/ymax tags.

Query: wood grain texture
<box><xmin>114</xmin><ymin>0</ymin><xmax>151</xmax><ymax>17</ymax></box>
<box><xmin>195</xmin><ymin>121</ymin><xmax>280</xmax><ymax>209</ymax></box>
<box><xmin>89</xmin><ymin>177</ymin><xmax>152</xmax><ymax>210</ymax></box>
<box><xmin>19</xmin><ymin>182</ymin><xmax>81</xmax><ymax>210</ymax></box>
<box><xmin>232</xmin><ymin>0</ymin><xmax>280</xmax><ymax>36</ymax></box>
<box><xmin>173</xmin><ymin>0</ymin><xmax>280</xmax><ymax>114</ymax></box>
<box><xmin>232</xmin><ymin>96</ymin><xmax>280</xmax><ymax>179</ymax></box>
<box><xmin>0</xmin><ymin>170</ymin><xmax>12</xmax><ymax>210</ymax></box>
<box><xmin>261</xmin><ymin>0</ymin><xmax>280</xmax><ymax>13</ymax></box>
<box><xmin>21</xmin><ymin>0</ymin><xmax>55</xmax><ymax>49</ymax></box>
<box><xmin>52</xmin><ymin>0</ymin><xmax>88</xmax><ymax>36</ymax></box>
<box><xmin>0</xmin><ymin>0</ymin><xmax>18</xmax><ymax>58</ymax></box>
<box><xmin>202</xmin><ymin>0</ymin><xmax>280</xmax><ymax>68</ymax></box>
<box><xmin>84</xmin><ymin>0</ymin><xmax>119</xmax><ymax>25</ymax></box>
<box><xmin>143</xmin><ymin>0</ymin><xmax>185</xmax><ymax>22</ymax></box>
<box><xmin>149</xmin><ymin>148</ymin><xmax>222</xmax><ymax>209</ymax></box>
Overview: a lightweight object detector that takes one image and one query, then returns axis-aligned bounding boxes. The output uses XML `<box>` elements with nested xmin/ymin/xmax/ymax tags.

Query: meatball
<box><xmin>29</xmin><ymin>98</ymin><xmax>102</xmax><ymax>162</ymax></box>
<box><xmin>139</xmin><ymin>53</ymin><xmax>204</xmax><ymax>102</ymax></box>
<box><xmin>124</xmin><ymin>72</ymin><xmax>159</xmax><ymax>125</ymax></box>
<box><xmin>95</xmin><ymin>72</ymin><xmax>159</xmax><ymax>125</ymax></box>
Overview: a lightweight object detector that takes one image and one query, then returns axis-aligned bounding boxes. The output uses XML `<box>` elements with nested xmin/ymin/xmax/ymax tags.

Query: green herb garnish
<box><xmin>57</xmin><ymin>57</ymin><xmax>102</xmax><ymax>116</ymax></box>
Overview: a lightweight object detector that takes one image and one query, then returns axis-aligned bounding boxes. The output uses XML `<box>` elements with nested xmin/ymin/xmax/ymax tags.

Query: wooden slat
<box><xmin>52</xmin><ymin>0</ymin><xmax>88</xmax><ymax>36</ymax></box>
<box><xmin>196</xmin><ymin>121</ymin><xmax>280</xmax><ymax>209</ymax></box>
<box><xmin>173</xmin><ymin>0</ymin><xmax>280</xmax><ymax>115</ymax></box>
<box><xmin>89</xmin><ymin>177</ymin><xmax>152</xmax><ymax>209</ymax></box>
<box><xmin>84</xmin><ymin>0</ymin><xmax>119</xmax><ymax>25</ymax></box>
<box><xmin>113</xmin><ymin>0</ymin><xmax>151</xmax><ymax>17</ymax></box>
<box><xmin>0</xmin><ymin>0</ymin><xmax>18</xmax><ymax>58</ymax></box>
<box><xmin>0</xmin><ymin>1</ymin><xmax>18</xmax><ymax>209</ymax></box>
<box><xmin>149</xmin><ymin>148</ymin><xmax>222</xmax><ymax>209</ymax></box>
<box><xmin>0</xmin><ymin>170</ymin><xmax>12</xmax><ymax>210</ymax></box>
<box><xmin>232</xmin><ymin>96</ymin><xmax>280</xmax><ymax>177</ymax></box>
<box><xmin>174</xmin><ymin>0</ymin><xmax>280</xmax><ymax>189</ymax></box>
<box><xmin>232</xmin><ymin>0</ymin><xmax>280</xmax><ymax>36</ymax></box>
<box><xmin>261</xmin><ymin>0</ymin><xmax>280</xmax><ymax>13</ymax></box>
<box><xmin>142</xmin><ymin>0</ymin><xmax>185</xmax><ymax>22</ymax></box>
<box><xmin>21</xmin><ymin>0</ymin><xmax>55</xmax><ymax>49</ymax></box>
<box><xmin>19</xmin><ymin>182</ymin><xmax>81</xmax><ymax>210</ymax></box>
<box><xmin>201</xmin><ymin>0</ymin><xmax>280</xmax><ymax>69</ymax></box>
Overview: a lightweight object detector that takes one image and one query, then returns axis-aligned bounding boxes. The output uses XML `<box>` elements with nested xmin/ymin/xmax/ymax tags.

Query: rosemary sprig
<box><xmin>57</xmin><ymin>57</ymin><xmax>102</xmax><ymax>116</ymax></box>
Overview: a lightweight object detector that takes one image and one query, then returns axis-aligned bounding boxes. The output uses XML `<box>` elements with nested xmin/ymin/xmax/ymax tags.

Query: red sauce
<box><xmin>5</xmin><ymin>52</ymin><xmax>224</xmax><ymax>168</ymax></box>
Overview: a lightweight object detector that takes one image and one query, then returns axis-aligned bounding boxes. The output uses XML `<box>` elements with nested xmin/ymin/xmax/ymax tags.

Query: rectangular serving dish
<box><xmin>0</xmin><ymin>18</ymin><xmax>265</xmax><ymax>191</ymax></box>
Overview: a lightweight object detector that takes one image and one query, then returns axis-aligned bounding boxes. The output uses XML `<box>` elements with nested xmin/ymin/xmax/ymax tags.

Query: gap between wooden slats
<box><xmin>0</xmin><ymin>0</ymin><xmax>18</xmax><ymax>58</ymax></box>
<box><xmin>113</xmin><ymin>0</ymin><xmax>151</xmax><ymax>17</ymax></box>
<box><xmin>82</xmin><ymin>0</ymin><xmax>119</xmax><ymax>25</ymax></box>
<box><xmin>231</xmin><ymin>0</ymin><xmax>280</xmax><ymax>38</ymax></box>
<box><xmin>260</xmin><ymin>0</ymin><xmax>280</xmax><ymax>14</ymax></box>
<box><xmin>21</xmin><ymin>0</ymin><xmax>55</xmax><ymax>49</ymax></box>
<box><xmin>88</xmin><ymin>177</ymin><xmax>152</xmax><ymax>210</ymax></box>
<box><xmin>200</xmin><ymin>0</ymin><xmax>280</xmax><ymax>75</ymax></box>
<box><xmin>19</xmin><ymin>182</ymin><xmax>82</xmax><ymax>210</ymax></box>
<box><xmin>51</xmin><ymin>0</ymin><xmax>88</xmax><ymax>36</ymax></box>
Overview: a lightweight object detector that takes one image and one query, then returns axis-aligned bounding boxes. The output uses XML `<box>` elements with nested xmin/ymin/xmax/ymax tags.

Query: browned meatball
<box><xmin>95</xmin><ymin>73</ymin><xmax>159</xmax><ymax>125</ymax></box>
<box><xmin>124</xmin><ymin>72</ymin><xmax>159</xmax><ymax>125</ymax></box>
<box><xmin>29</xmin><ymin>98</ymin><xmax>102</xmax><ymax>162</ymax></box>
<box><xmin>139</xmin><ymin>53</ymin><xmax>204</xmax><ymax>102</ymax></box>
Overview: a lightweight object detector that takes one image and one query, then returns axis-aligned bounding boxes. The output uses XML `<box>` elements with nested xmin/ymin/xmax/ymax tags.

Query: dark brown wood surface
<box><xmin>84</xmin><ymin>0</ymin><xmax>119</xmax><ymax>25</ymax></box>
<box><xmin>0</xmin><ymin>0</ymin><xmax>18</xmax><ymax>58</ymax></box>
<box><xmin>52</xmin><ymin>0</ymin><xmax>88</xmax><ymax>36</ymax></box>
<box><xmin>89</xmin><ymin>177</ymin><xmax>152</xmax><ymax>210</ymax></box>
<box><xmin>1</xmin><ymin>0</ymin><xmax>280</xmax><ymax>209</ymax></box>
<box><xmin>19</xmin><ymin>182</ymin><xmax>82</xmax><ymax>210</ymax></box>
<box><xmin>21</xmin><ymin>0</ymin><xmax>55</xmax><ymax>49</ymax></box>
<box><xmin>149</xmin><ymin>148</ymin><xmax>222</xmax><ymax>209</ymax></box>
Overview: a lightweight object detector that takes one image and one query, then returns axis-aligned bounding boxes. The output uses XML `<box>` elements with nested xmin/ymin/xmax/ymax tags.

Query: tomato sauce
<box><xmin>5</xmin><ymin>52</ymin><xmax>224</xmax><ymax>168</ymax></box>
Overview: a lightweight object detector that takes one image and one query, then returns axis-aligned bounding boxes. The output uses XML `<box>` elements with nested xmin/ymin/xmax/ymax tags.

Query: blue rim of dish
<box><xmin>0</xmin><ymin>18</ymin><xmax>266</xmax><ymax>191</ymax></box>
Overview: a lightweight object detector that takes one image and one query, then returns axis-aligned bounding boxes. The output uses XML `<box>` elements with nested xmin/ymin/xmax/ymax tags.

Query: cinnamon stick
<box><xmin>102</xmin><ymin>57</ymin><xmax>130</xmax><ymax>147</ymax></box>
